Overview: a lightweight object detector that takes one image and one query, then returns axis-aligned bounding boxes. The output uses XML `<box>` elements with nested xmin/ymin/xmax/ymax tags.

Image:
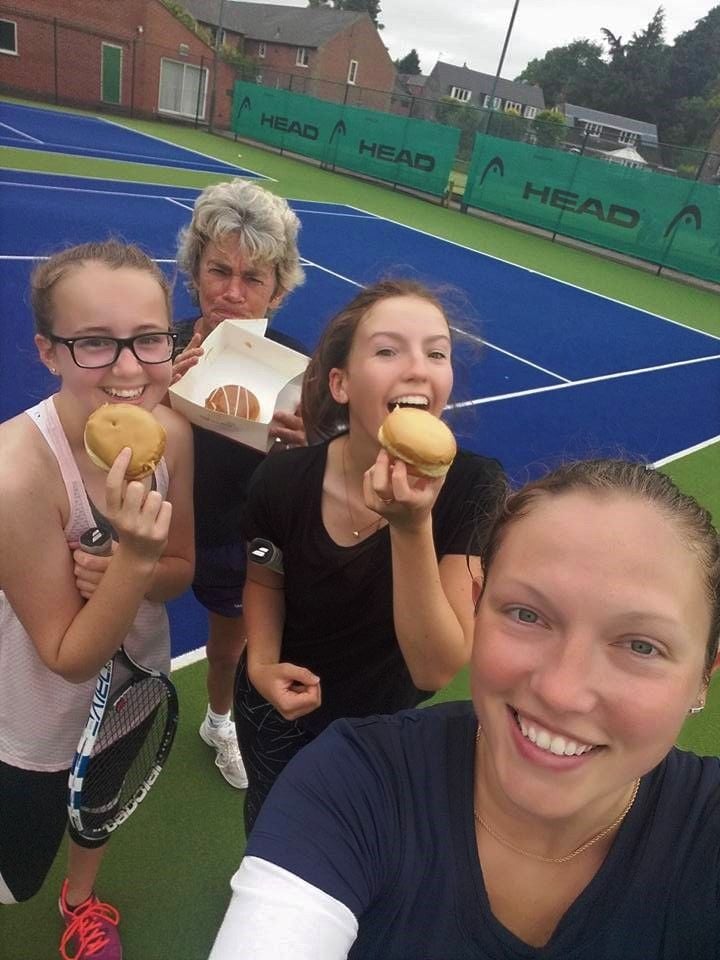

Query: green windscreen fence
<box><xmin>231</xmin><ymin>81</ymin><xmax>459</xmax><ymax>197</ymax></box>
<box><xmin>463</xmin><ymin>134</ymin><xmax>720</xmax><ymax>284</ymax></box>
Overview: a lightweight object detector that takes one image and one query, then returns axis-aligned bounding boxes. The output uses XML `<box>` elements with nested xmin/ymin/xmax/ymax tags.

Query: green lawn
<box><xmin>1</xmin><ymin>98</ymin><xmax>718</xmax><ymax>959</ymax></box>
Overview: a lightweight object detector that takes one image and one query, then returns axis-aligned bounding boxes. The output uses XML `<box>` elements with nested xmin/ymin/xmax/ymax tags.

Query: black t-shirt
<box><xmin>249</xmin><ymin>701</ymin><xmax>720</xmax><ymax>959</ymax></box>
<box><xmin>242</xmin><ymin>442</ymin><xmax>504</xmax><ymax>733</ymax></box>
<box><xmin>174</xmin><ymin>319</ymin><xmax>306</xmax><ymax>548</ymax></box>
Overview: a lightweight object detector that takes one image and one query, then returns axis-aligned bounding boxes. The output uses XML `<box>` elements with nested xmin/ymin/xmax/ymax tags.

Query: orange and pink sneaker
<box><xmin>58</xmin><ymin>879</ymin><xmax>122</xmax><ymax>960</ymax></box>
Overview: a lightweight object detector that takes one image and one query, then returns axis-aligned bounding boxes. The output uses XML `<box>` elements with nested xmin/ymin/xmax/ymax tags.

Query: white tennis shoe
<box><xmin>199</xmin><ymin>717</ymin><xmax>249</xmax><ymax>790</ymax></box>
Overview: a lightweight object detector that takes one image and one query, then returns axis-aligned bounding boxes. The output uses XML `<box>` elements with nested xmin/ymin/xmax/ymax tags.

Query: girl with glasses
<box><xmin>0</xmin><ymin>241</ymin><xmax>194</xmax><ymax>960</ymax></box>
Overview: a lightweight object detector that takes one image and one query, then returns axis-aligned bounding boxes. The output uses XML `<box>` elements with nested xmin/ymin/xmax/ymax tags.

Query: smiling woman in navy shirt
<box><xmin>209</xmin><ymin>459</ymin><xmax>720</xmax><ymax>960</ymax></box>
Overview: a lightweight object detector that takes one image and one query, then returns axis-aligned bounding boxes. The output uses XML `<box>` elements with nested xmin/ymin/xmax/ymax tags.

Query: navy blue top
<box><xmin>248</xmin><ymin>701</ymin><xmax>720</xmax><ymax>959</ymax></box>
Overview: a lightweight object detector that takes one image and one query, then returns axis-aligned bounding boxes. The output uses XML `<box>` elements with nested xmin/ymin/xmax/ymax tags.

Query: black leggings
<box><xmin>0</xmin><ymin>760</ymin><xmax>107</xmax><ymax>904</ymax></box>
<box><xmin>233</xmin><ymin>658</ymin><xmax>315</xmax><ymax>836</ymax></box>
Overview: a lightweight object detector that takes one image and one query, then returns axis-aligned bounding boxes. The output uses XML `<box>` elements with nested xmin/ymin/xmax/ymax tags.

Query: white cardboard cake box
<box><xmin>168</xmin><ymin>318</ymin><xmax>309</xmax><ymax>452</ymax></box>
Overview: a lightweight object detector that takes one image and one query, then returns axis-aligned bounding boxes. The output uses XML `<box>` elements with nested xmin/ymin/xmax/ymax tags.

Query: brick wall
<box><xmin>0</xmin><ymin>0</ymin><xmax>234</xmax><ymax>126</ymax></box>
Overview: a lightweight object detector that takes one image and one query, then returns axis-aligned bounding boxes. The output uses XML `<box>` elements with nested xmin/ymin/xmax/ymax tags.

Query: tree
<box><xmin>515</xmin><ymin>39</ymin><xmax>607</xmax><ymax>107</ymax></box>
<box><xmin>596</xmin><ymin>8</ymin><xmax>671</xmax><ymax>122</ymax></box>
<box><xmin>669</xmin><ymin>6</ymin><xmax>720</xmax><ymax>101</ymax></box>
<box><xmin>434</xmin><ymin>97</ymin><xmax>482</xmax><ymax>160</ymax></box>
<box><xmin>491</xmin><ymin>107</ymin><xmax>527</xmax><ymax>141</ymax></box>
<box><xmin>395</xmin><ymin>49</ymin><xmax>421</xmax><ymax>75</ymax></box>
<box><xmin>532</xmin><ymin>109</ymin><xmax>566</xmax><ymax>147</ymax></box>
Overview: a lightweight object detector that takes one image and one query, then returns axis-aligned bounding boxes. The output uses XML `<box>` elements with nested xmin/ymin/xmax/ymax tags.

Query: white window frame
<box><xmin>449</xmin><ymin>86</ymin><xmax>471</xmax><ymax>103</ymax></box>
<box><xmin>158</xmin><ymin>57</ymin><xmax>209</xmax><ymax>120</ymax></box>
<box><xmin>493</xmin><ymin>96</ymin><xmax>502</xmax><ymax>109</ymax></box>
<box><xmin>483</xmin><ymin>94</ymin><xmax>491</xmax><ymax>108</ymax></box>
<box><xmin>347</xmin><ymin>59</ymin><xmax>358</xmax><ymax>85</ymax></box>
<box><xmin>0</xmin><ymin>18</ymin><xmax>17</xmax><ymax>55</ymax></box>
<box><xmin>584</xmin><ymin>121</ymin><xmax>603</xmax><ymax>137</ymax></box>
<box><xmin>258</xmin><ymin>41</ymin><xmax>266</xmax><ymax>58</ymax></box>
<box><xmin>524</xmin><ymin>105</ymin><xmax>537</xmax><ymax>119</ymax></box>
<box><xmin>505</xmin><ymin>100</ymin><xmax>522</xmax><ymax>112</ymax></box>
<box><xmin>178</xmin><ymin>42</ymin><xmax>190</xmax><ymax>57</ymax></box>
<box><xmin>296</xmin><ymin>46</ymin><xmax>309</xmax><ymax>67</ymax></box>
<box><xmin>618</xmin><ymin>129</ymin><xmax>637</xmax><ymax>145</ymax></box>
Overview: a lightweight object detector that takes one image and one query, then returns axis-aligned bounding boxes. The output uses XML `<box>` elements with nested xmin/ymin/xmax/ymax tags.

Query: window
<box><xmin>347</xmin><ymin>59</ymin><xmax>358</xmax><ymax>84</ymax></box>
<box><xmin>583</xmin><ymin>121</ymin><xmax>603</xmax><ymax>137</ymax></box>
<box><xmin>0</xmin><ymin>19</ymin><xmax>17</xmax><ymax>54</ymax></box>
<box><xmin>450</xmin><ymin>86</ymin><xmax>471</xmax><ymax>103</ymax></box>
<box><xmin>493</xmin><ymin>96</ymin><xmax>502</xmax><ymax>109</ymax></box>
<box><xmin>618</xmin><ymin>129</ymin><xmax>637</xmax><ymax>145</ymax></box>
<box><xmin>178</xmin><ymin>43</ymin><xmax>189</xmax><ymax>57</ymax></box>
<box><xmin>524</xmin><ymin>105</ymin><xmax>537</xmax><ymax>119</ymax></box>
<box><xmin>505</xmin><ymin>100</ymin><xmax>521</xmax><ymax>112</ymax></box>
<box><xmin>158</xmin><ymin>58</ymin><xmax>208</xmax><ymax>120</ymax></box>
<box><xmin>483</xmin><ymin>94</ymin><xmax>491</xmax><ymax>108</ymax></box>
<box><xmin>258</xmin><ymin>41</ymin><xmax>266</xmax><ymax>58</ymax></box>
<box><xmin>296</xmin><ymin>46</ymin><xmax>309</xmax><ymax>67</ymax></box>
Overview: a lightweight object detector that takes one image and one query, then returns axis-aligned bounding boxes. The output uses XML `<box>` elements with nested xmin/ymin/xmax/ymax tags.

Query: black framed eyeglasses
<box><xmin>48</xmin><ymin>332</ymin><xmax>178</xmax><ymax>369</ymax></box>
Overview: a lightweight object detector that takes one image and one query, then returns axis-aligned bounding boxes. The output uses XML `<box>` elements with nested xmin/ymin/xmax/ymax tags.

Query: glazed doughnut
<box><xmin>377</xmin><ymin>407</ymin><xmax>456</xmax><ymax>478</ymax></box>
<box><xmin>205</xmin><ymin>384</ymin><xmax>260</xmax><ymax>421</ymax></box>
<box><xmin>84</xmin><ymin>403</ymin><xmax>166</xmax><ymax>480</ymax></box>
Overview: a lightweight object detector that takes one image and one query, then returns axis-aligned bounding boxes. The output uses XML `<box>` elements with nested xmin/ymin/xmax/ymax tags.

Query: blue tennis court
<box><xmin>3</xmin><ymin>169</ymin><xmax>719</xmax><ymax>655</ymax></box>
<box><xmin>0</xmin><ymin>99</ymin><xmax>262</xmax><ymax>176</ymax></box>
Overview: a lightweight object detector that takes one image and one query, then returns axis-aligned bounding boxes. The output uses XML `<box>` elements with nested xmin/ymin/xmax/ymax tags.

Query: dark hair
<box><xmin>301</xmin><ymin>278</ymin><xmax>450</xmax><ymax>443</ymax></box>
<box><xmin>477</xmin><ymin>459</ymin><xmax>720</xmax><ymax>677</ymax></box>
<box><xmin>30</xmin><ymin>240</ymin><xmax>172</xmax><ymax>337</ymax></box>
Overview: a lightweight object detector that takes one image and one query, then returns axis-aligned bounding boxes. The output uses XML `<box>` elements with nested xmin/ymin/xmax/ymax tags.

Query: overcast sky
<box><xmin>245</xmin><ymin>0</ymin><xmax>716</xmax><ymax>78</ymax></box>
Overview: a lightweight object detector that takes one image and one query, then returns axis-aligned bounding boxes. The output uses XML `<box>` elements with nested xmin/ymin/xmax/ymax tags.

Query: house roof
<box><xmin>180</xmin><ymin>0</ymin><xmax>365</xmax><ymax>48</ymax></box>
<box><xmin>602</xmin><ymin>146</ymin><xmax>648</xmax><ymax>163</ymax></box>
<box><xmin>562</xmin><ymin>103</ymin><xmax>658</xmax><ymax>144</ymax></box>
<box><xmin>429</xmin><ymin>61</ymin><xmax>545</xmax><ymax>108</ymax></box>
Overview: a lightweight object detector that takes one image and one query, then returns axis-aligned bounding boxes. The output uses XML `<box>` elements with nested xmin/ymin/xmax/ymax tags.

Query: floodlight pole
<box><xmin>486</xmin><ymin>0</ymin><xmax>520</xmax><ymax>131</ymax></box>
<box><xmin>209</xmin><ymin>0</ymin><xmax>227</xmax><ymax>134</ymax></box>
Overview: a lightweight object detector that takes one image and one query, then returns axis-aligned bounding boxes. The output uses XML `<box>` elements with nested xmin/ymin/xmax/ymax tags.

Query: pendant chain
<box><xmin>341</xmin><ymin>437</ymin><xmax>381</xmax><ymax>539</ymax></box>
<box><xmin>473</xmin><ymin>728</ymin><xmax>641</xmax><ymax>864</ymax></box>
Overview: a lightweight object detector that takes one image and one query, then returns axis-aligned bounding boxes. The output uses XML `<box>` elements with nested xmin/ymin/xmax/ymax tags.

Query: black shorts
<box><xmin>0</xmin><ymin>759</ymin><xmax>107</xmax><ymax>904</ymax></box>
<box><xmin>191</xmin><ymin>541</ymin><xmax>247</xmax><ymax>619</ymax></box>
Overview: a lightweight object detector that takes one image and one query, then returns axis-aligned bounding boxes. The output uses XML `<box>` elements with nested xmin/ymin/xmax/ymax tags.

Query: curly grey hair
<box><xmin>177</xmin><ymin>179</ymin><xmax>305</xmax><ymax>300</ymax></box>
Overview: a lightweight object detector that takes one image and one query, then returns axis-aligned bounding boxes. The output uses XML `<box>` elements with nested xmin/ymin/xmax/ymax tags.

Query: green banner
<box><xmin>231</xmin><ymin>81</ymin><xmax>459</xmax><ymax>197</ymax></box>
<box><xmin>463</xmin><ymin>135</ymin><xmax>720</xmax><ymax>283</ymax></box>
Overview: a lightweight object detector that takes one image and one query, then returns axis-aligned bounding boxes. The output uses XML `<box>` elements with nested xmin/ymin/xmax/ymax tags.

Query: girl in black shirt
<box><xmin>236</xmin><ymin>279</ymin><xmax>504</xmax><ymax>831</ymax></box>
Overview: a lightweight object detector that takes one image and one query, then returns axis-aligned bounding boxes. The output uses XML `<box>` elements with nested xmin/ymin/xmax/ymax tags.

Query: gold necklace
<box><xmin>341</xmin><ymin>437</ymin><xmax>381</xmax><ymax>539</ymax></box>
<box><xmin>473</xmin><ymin>730</ymin><xmax>641</xmax><ymax>864</ymax></box>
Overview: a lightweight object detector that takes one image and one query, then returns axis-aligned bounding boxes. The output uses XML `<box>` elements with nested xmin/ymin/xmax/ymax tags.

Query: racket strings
<box><xmin>79</xmin><ymin>677</ymin><xmax>170</xmax><ymax>828</ymax></box>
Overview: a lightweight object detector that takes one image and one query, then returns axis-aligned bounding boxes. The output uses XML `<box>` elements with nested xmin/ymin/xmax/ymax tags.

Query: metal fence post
<box><xmin>53</xmin><ymin>18</ymin><xmax>59</xmax><ymax>104</ymax></box>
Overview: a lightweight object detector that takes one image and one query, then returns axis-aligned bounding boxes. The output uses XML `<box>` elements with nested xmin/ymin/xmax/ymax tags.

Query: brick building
<box><xmin>0</xmin><ymin>0</ymin><xmax>236</xmax><ymax>127</ymax></box>
<box><xmin>180</xmin><ymin>0</ymin><xmax>396</xmax><ymax>110</ymax></box>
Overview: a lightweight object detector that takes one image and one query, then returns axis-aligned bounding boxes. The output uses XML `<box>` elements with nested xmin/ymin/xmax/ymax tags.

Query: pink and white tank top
<box><xmin>0</xmin><ymin>397</ymin><xmax>171</xmax><ymax>772</ymax></box>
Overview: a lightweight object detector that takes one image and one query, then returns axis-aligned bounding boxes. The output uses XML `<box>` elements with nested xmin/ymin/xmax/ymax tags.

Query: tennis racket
<box><xmin>67</xmin><ymin>526</ymin><xmax>179</xmax><ymax>841</ymax></box>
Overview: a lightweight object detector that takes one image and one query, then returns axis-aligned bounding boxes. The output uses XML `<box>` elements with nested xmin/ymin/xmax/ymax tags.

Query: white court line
<box><xmin>291</xmin><ymin>208</ymin><xmax>378</xmax><ymax>219</ymax></box>
<box><xmin>447</xmin><ymin>352</ymin><xmax>720</xmax><ymax>409</ymax></box>
<box><xmin>165</xmin><ymin>197</ymin><xmax>194</xmax><ymax>212</ymax></box>
<box><xmin>0</xmin><ymin>255</ymin><xmax>179</xmax><ymax>263</ymax></box>
<box><xmin>97</xmin><ymin>115</ymin><xmax>277</xmax><ymax>181</ymax></box>
<box><xmin>0</xmin><ymin>178</ymin><xmax>199</xmax><ymax>203</ymax></box>
<box><xmin>652</xmin><ymin>434</ymin><xmax>720</xmax><ymax>468</ymax></box>
<box><xmin>171</xmin><ymin>647</ymin><xmax>207</xmax><ymax>672</ymax></box>
<box><xmin>0</xmin><ymin>121</ymin><xmax>43</xmax><ymax>143</ymax></box>
<box><xmin>0</xmin><ymin>165</ymin><xmax>204</xmax><ymax>191</ymax></box>
<box><xmin>343</xmin><ymin>203</ymin><xmax>720</xmax><ymax>345</ymax></box>
<box><xmin>451</xmin><ymin>326</ymin><xmax>570</xmax><ymax>383</ymax></box>
<box><xmin>298</xmin><ymin>257</ymin><xmax>363</xmax><ymax>287</ymax></box>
